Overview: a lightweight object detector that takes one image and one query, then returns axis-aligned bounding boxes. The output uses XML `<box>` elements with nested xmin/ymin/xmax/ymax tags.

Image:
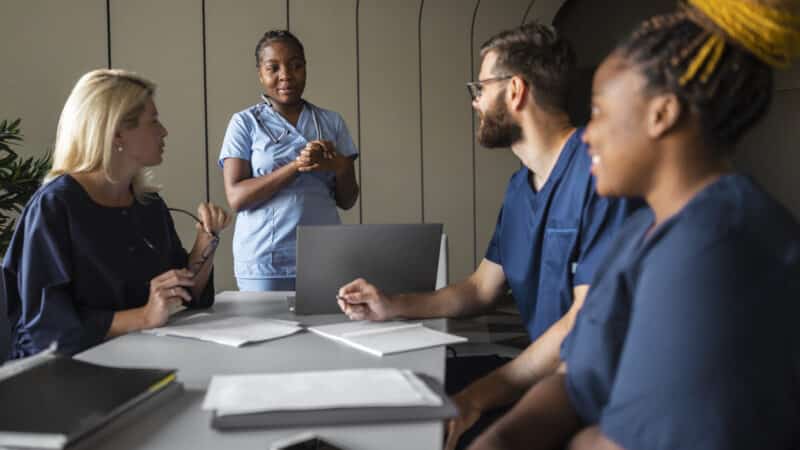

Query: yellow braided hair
<box><xmin>680</xmin><ymin>0</ymin><xmax>800</xmax><ymax>85</ymax></box>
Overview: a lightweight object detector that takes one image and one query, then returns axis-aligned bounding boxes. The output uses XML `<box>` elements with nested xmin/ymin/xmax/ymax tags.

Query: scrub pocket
<box><xmin>541</xmin><ymin>227</ymin><xmax>578</xmax><ymax>306</ymax></box>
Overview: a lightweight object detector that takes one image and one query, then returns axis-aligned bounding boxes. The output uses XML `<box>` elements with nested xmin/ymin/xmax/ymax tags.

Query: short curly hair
<box><xmin>480</xmin><ymin>22</ymin><xmax>576</xmax><ymax>113</ymax></box>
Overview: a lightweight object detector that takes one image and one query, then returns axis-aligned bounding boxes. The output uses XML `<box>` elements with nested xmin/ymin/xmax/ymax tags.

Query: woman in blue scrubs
<box><xmin>469</xmin><ymin>1</ymin><xmax>800</xmax><ymax>449</ymax></box>
<box><xmin>219</xmin><ymin>30</ymin><xmax>359</xmax><ymax>291</ymax></box>
<box><xmin>2</xmin><ymin>69</ymin><xmax>231</xmax><ymax>358</ymax></box>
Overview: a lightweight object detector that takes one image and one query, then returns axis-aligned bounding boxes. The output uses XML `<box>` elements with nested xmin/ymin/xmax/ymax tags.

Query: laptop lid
<box><xmin>295</xmin><ymin>224</ymin><xmax>443</xmax><ymax>315</ymax></box>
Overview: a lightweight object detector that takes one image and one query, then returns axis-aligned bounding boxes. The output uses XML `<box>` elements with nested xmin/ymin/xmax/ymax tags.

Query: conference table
<box><xmin>75</xmin><ymin>291</ymin><xmax>449</xmax><ymax>450</ymax></box>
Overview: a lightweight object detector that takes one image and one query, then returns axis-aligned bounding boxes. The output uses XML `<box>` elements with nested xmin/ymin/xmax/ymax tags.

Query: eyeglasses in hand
<box><xmin>167</xmin><ymin>208</ymin><xmax>220</xmax><ymax>276</ymax></box>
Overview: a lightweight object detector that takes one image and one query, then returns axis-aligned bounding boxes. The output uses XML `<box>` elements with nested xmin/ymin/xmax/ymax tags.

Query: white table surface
<box><xmin>74</xmin><ymin>291</ymin><xmax>449</xmax><ymax>450</ymax></box>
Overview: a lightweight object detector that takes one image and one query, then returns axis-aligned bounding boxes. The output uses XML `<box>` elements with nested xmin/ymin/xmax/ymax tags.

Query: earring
<box><xmin>117</xmin><ymin>146</ymin><xmax>123</xmax><ymax>152</ymax></box>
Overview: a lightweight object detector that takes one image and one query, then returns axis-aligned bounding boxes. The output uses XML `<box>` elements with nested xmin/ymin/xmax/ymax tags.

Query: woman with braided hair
<box><xmin>219</xmin><ymin>30</ymin><xmax>359</xmax><ymax>292</ymax></box>
<box><xmin>469</xmin><ymin>1</ymin><xmax>800</xmax><ymax>449</ymax></box>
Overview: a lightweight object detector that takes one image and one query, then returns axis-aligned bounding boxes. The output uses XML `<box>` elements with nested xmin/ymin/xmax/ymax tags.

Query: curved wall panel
<box><xmin>472</xmin><ymin>0</ymin><xmax>536</xmax><ymax>266</ymax></box>
<box><xmin>0</xmin><ymin>0</ymin><xmax>106</xmax><ymax>164</ymax></box>
<box><xmin>205</xmin><ymin>0</ymin><xmax>287</xmax><ymax>290</ymax></box>
<box><xmin>420</xmin><ymin>0</ymin><xmax>479</xmax><ymax>281</ymax></box>
<box><xmin>290</xmin><ymin>0</ymin><xmax>361</xmax><ymax>225</ymax></box>
<box><xmin>358</xmin><ymin>0</ymin><xmax>424</xmax><ymax>224</ymax></box>
<box><xmin>110</xmin><ymin>0</ymin><xmax>207</xmax><ymax>259</ymax></box>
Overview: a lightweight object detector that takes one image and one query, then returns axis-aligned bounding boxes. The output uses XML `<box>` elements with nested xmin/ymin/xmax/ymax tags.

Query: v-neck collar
<box><xmin>527</xmin><ymin>128</ymin><xmax>582</xmax><ymax>196</ymax></box>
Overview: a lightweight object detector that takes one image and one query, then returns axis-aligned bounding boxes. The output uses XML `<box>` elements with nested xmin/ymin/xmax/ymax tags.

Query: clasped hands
<box><xmin>295</xmin><ymin>140</ymin><xmax>346</xmax><ymax>174</ymax></box>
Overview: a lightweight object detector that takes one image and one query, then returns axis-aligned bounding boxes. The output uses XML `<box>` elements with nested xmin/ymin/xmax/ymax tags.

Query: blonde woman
<box><xmin>1</xmin><ymin>69</ymin><xmax>230</xmax><ymax>359</ymax></box>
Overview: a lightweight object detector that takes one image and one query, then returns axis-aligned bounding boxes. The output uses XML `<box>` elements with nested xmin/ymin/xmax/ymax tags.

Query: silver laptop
<box><xmin>293</xmin><ymin>223</ymin><xmax>443</xmax><ymax>315</ymax></box>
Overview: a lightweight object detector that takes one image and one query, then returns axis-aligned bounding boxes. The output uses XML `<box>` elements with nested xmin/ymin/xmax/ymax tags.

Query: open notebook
<box><xmin>307</xmin><ymin>321</ymin><xmax>467</xmax><ymax>356</ymax></box>
<box><xmin>142</xmin><ymin>313</ymin><xmax>302</xmax><ymax>347</ymax></box>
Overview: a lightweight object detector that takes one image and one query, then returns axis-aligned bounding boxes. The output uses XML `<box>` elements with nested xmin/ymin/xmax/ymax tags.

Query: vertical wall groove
<box><xmin>470</xmin><ymin>0</ymin><xmax>481</xmax><ymax>268</ymax></box>
<box><xmin>418</xmin><ymin>0</ymin><xmax>425</xmax><ymax>223</ymax></box>
<box><xmin>286</xmin><ymin>0</ymin><xmax>290</xmax><ymax>30</ymax></box>
<box><xmin>522</xmin><ymin>0</ymin><xmax>537</xmax><ymax>25</ymax></box>
<box><xmin>201</xmin><ymin>0</ymin><xmax>210</xmax><ymax>202</ymax></box>
<box><xmin>106</xmin><ymin>0</ymin><xmax>112</xmax><ymax>68</ymax></box>
<box><xmin>355</xmin><ymin>0</ymin><xmax>363</xmax><ymax>224</ymax></box>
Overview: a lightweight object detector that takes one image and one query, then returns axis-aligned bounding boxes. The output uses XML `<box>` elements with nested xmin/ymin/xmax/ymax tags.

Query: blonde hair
<box><xmin>45</xmin><ymin>69</ymin><xmax>160</xmax><ymax>200</ymax></box>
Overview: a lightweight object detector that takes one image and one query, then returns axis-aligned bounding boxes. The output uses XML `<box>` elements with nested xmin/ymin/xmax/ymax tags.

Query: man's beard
<box><xmin>477</xmin><ymin>92</ymin><xmax>522</xmax><ymax>148</ymax></box>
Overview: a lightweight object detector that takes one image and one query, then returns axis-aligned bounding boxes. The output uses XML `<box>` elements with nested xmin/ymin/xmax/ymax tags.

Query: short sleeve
<box><xmin>598</xmin><ymin>237</ymin><xmax>800</xmax><ymax>450</ymax></box>
<box><xmin>3</xmin><ymin>193</ymin><xmax>112</xmax><ymax>357</ymax></box>
<box><xmin>573</xmin><ymin>191</ymin><xmax>639</xmax><ymax>286</ymax></box>
<box><xmin>333</xmin><ymin>113</ymin><xmax>358</xmax><ymax>159</ymax></box>
<box><xmin>484</xmin><ymin>207</ymin><xmax>505</xmax><ymax>265</ymax></box>
<box><xmin>218</xmin><ymin>112</ymin><xmax>253</xmax><ymax>168</ymax></box>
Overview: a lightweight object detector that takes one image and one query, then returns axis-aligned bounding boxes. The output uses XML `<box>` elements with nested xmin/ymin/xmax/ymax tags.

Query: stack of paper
<box><xmin>308</xmin><ymin>320</ymin><xmax>467</xmax><ymax>356</ymax></box>
<box><xmin>142</xmin><ymin>314</ymin><xmax>301</xmax><ymax>347</ymax></box>
<box><xmin>203</xmin><ymin>369</ymin><xmax>441</xmax><ymax>416</ymax></box>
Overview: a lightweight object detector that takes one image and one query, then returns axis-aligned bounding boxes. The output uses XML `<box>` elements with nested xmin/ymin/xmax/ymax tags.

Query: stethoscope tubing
<box><xmin>252</xmin><ymin>94</ymin><xmax>323</xmax><ymax>144</ymax></box>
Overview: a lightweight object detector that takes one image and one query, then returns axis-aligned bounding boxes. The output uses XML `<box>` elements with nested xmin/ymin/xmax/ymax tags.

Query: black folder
<box><xmin>211</xmin><ymin>373</ymin><xmax>457</xmax><ymax>430</ymax></box>
<box><xmin>0</xmin><ymin>355</ymin><xmax>180</xmax><ymax>449</ymax></box>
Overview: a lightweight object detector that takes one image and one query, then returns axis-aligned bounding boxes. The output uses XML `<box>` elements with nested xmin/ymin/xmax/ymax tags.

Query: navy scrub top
<box><xmin>562</xmin><ymin>174</ymin><xmax>800</xmax><ymax>450</ymax></box>
<box><xmin>1</xmin><ymin>175</ymin><xmax>215</xmax><ymax>359</ymax></box>
<box><xmin>486</xmin><ymin>128</ymin><xmax>638</xmax><ymax>340</ymax></box>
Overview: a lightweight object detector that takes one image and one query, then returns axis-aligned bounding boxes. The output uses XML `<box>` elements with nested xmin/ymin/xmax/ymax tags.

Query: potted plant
<box><xmin>0</xmin><ymin>119</ymin><xmax>51</xmax><ymax>254</ymax></box>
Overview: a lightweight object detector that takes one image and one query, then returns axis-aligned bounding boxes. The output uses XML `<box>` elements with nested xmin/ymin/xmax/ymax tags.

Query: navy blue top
<box><xmin>1</xmin><ymin>175</ymin><xmax>214</xmax><ymax>359</ymax></box>
<box><xmin>562</xmin><ymin>174</ymin><xmax>800</xmax><ymax>450</ymax></box>
<box><xmin>485</xmin><ymin>129</ymin><xmax>637</xmax><ymax>339</ymax></box>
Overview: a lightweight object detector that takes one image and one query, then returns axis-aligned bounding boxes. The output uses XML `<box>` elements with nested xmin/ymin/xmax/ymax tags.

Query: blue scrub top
<box><xmin>561</xmin><ymin>174</ymin><xmax>800</xmax><ymax>450</ymax></box>
<box><xmin>219</xmin><ymin>100</ymin><xmax>358</xmax><ymax>280</ymax></box>
<box><xmin>485</xmin><ymin>128</ymin><xmax>638</xmax><ymax>340</ymax></box>
<box><xmin>1</xmin><ymin>175</ymin><xmax>214</xmax><ymax>359</ymax></box>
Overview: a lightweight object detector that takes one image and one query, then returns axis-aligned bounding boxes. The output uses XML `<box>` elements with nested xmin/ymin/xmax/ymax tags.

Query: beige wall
<box><xmin>5</xmin><ymin>1</ymin><xmax>796</xmax><ymax>292</ymax></box>
<box><xmin>1</xmin><ymin>1</ymin><xmax>563</xmax><ymax>291</ymax></box>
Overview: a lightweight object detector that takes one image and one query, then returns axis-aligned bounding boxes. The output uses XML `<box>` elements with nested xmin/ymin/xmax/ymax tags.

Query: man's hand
<box><xmin>337</xmin><ymin>278</ymin><xmax>396</xmax><ymax>321</ymax></box>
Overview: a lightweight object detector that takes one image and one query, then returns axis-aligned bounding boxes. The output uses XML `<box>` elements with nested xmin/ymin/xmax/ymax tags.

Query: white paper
<box><xmin>142</xmin><ymin>315</ymin><xmax>301</xmax><ymax>347</ymax></box>
<box><xmin>203</xmin><ymin>369</ymin><xmax>441</xmax><ymax>416</ymax></box>
<box><xmin>308</xmin><ymin>321</ymin><xmax>467</xmax><ymax>356</ymax></box>
<box><xmin>215</xmin><ymin>290</ymin><xmax>292</xmax><ymax>302</ymax></box>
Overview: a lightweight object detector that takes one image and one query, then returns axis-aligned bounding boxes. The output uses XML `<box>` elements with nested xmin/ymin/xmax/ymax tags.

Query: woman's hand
<box><xmin>141</xmin><ymin>269</ymin><xmax>195</xmax><ymax>328</ymax></box>
<box><xmin>196</xmin><ymin>202</ymin><xmax>232</xmax><ymax>235</ymax></box>
<box><xmin>296</xmin><ymin>140</ymin><xmax>347</xmax><ymax>174</ymax></box>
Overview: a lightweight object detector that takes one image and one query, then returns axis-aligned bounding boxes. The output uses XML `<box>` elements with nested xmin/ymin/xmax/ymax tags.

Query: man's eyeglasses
<box><xmin>466</xmin><ymin>75</ymin><xmax>512</xmax><ymax>100</ymax></box>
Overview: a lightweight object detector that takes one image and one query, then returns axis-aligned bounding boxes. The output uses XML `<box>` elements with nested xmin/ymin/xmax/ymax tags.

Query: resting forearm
<box><xmin>461</xmin><ymin>317</ymin><xmax>571</xmax><ymax>413</ymax></box>
<box><xmin>391</xmin><ymin>277</ymin><xmax>496</xmax><ymax>319</ymax></box>
<box><xmin>459</xmin><ymin>366</ymin><xmax>529</xmax><ymax>414</ymax></box>
<box><xmin>107</xmin><ymin>308</ymin><xmax>146</xmax><ymax>338</ymax></box>
<box><xmin>334</xmin><ymin>160</ymin><xmax>359</xmax><ymax>209</ymax></box>
<box><xmin>472</xmin><ymin>374</ymin><xmax>581</xmax><ymax>450</ymax></box>
<box><xmin>508</xmin><ymin>313</ymin><xmax>571</xmax><ymax>386</ymax></box>
<box><xmin>226</xmin><ymin>162</ymin><xmax>299</xmax><ymax>211</ymax></box>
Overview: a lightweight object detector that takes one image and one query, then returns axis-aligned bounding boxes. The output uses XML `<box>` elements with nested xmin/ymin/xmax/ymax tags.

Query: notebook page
<box><xmin>142</xmin><ymin>315</ymin><xmax>301</xmax><ymax>347</ymax></box>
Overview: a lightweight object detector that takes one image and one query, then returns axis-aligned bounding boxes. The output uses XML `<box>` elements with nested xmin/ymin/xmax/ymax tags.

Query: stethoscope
<box><xmin>252</xmin><ymin>94</ymin><xmax>323</xmax><ymax>144</ymax></box>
